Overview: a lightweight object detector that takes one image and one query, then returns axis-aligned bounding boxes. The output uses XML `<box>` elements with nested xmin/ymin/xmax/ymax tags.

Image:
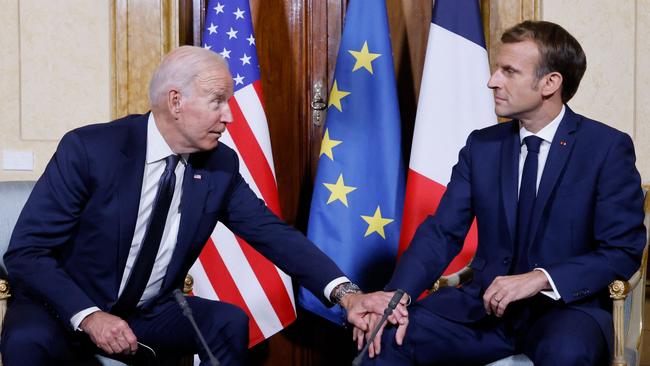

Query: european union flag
<box><xmin>298</xmin><ymin>0</ymin><xmax>405</xmax><ymax>324</ymax></box>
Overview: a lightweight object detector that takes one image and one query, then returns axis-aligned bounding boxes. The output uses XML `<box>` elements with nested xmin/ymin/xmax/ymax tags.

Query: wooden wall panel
<box><xmin>111</xmin><ymin>0</ymin><xmax>179</xmax><ymax>118</ymax></box>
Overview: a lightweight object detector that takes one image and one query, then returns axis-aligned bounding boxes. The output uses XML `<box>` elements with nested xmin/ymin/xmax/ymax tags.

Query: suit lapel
<box><xmin>500</xmin><ymin>122</ymin><xmax>520</xmax><ymax>247</ymax></box>
<box><xmin>528</xmin><ymin>107</ymin><xmax>579</xmax><ymax>245</ymax></box>
<box><xmin>162</xmin><ymin>154</ymin><xmax>210</xmax><ymax>289</ymax></box>
<box><xmin>117</xmin><ymin>115</ymin><xmax>148</xmax><ymax>281</ymax></box>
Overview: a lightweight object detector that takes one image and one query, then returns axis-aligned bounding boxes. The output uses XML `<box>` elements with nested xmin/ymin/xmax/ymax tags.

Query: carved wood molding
<box><xmin>110</xmin><ymin>0</ymin><xmax>179</xmax><ymax>119</ymax></box>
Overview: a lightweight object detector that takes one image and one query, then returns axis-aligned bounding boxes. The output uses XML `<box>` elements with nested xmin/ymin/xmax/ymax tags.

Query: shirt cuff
<box><xmin>534</xmin><ymin>268</ymin><xmax>561</xmax><ymax>300</ymax></box>
<box><xmin>71</xmin><ymin>306</ymin><xmax>101</xmax><ymax>331</ymax></box>
<box><xmin>324</xmin><ymin>276</ymin><xmax>350</xmax><ymax>301</ymax></box>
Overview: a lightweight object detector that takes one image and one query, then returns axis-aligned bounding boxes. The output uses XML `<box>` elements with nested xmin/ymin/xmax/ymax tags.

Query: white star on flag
<box><xmin>247</xmin><ymin>34</ymin><xmax>255</xmax><ymax>46</ymax></box>
<box><xmin>207</xmin><ymin>23</ymin><xmax>218</xmax><ymax>35</ymax></box>
<box><xmin>226</xmin><ymin>27</ymin><xmax>238</xmax><ymax>39</ymax></box>
<box><xmin>240</xmin><ymin>53</ymin><xmax>251</xmax><ymax>65</ymax></box>
<box><xmin>233</xmin><ymin>7</ymin><xmax>245</xmax><ymax>19</ymax></box>
<box><xmin>233</xmin><ymin>73</ymin><xmax>245</xmax><ymax>85</ymax></box>
<box><xmin>213</xmin><ymin>2</ymin><xmax>224</xmax><ymax>14</ymax></box>
<box><xmin>220</xmin><ymin>48</ymin><xmax>231</xmax><ymax>59</ymax></box>
<box><xmin>203</xmin><ymin>43</ymin><xmax>212</xmax><ymax>50</ymax></box>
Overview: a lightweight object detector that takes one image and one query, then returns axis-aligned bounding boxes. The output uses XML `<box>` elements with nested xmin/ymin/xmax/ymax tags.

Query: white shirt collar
<box><xmin>146</xmin><ymin>113</ymin><xmax>189</xmax><ymax>165</ymax></box>
<box><xmin>519</xmin><ymin>105</ymin><xmax>565</xmax><ymax>145</ymax></box>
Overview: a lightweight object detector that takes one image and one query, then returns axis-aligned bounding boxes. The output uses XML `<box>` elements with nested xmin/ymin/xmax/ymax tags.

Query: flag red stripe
<box><xmin>227</xmin><ymin>98</ymin><xmax>281</xmax><ymax>217</ymax></box>
<box><xmin>198</xmin><ymin>238</ymin><xmax>265</xmax><ymax>345</ymax></box>
<box><xmin>235</xmin><ymin>236</ymin><xmax>297</xmax><ymax>326</ymax></box>
<box><xmin>398</xmin><ymin>169</ymin><xmax>477</xmax><ymax>274</ymax></box>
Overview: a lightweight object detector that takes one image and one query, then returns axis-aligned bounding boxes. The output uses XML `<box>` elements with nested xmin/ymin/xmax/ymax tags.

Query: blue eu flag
<box><xmin>298</xmin><ymin>0</ymin><xmax>405</xmax><ymax>325</ymax></box>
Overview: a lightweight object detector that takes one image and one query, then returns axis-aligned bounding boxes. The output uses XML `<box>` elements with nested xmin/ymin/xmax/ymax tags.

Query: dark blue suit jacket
<box><xmin>387</xmin><ymin>107</ymin><xmax>646</xmax><ymax>349</ymax></box>
<box><xmin>5</xmin><ymin>114</ymin><xmax>344</xmax><ymax>324</ymax></box>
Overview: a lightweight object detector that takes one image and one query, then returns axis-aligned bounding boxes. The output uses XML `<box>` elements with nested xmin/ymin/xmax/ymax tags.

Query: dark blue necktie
<box><xmin>112</xmin><ymin>154</ymin><xmax>180</xmax><ymax>317</ymax></box>
<box><xmin>514</xmin><ymin>136</ymin><xmax>543</xmax><ymax>274</ymax></box>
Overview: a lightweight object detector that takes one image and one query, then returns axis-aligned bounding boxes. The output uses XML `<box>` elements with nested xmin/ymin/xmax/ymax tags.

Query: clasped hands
<box><xmin>343</xmin><ymin>271</ymin><xmax>550</xmax><ymax>358</ymax></box>
<box><xmin>341</xmin><ymin>291</ymin><xmax>410</xmax><ymax>358</ymax></box>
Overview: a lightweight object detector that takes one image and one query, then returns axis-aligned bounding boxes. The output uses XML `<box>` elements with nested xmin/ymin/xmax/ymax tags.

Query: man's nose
<box><xmin>222</xmin><ymin>103</ymin><xmax>234</xmax><ymax>124</ymax></box>
<box><xmin>487</xmin><ymin>71</ymin><xmax>500</xmax><ymax>89</ymax></box>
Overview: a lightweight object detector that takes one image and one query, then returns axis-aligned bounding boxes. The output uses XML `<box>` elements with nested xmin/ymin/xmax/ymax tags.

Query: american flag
<box><xmin>188</xmin><ymin>0</ymin><xmax>296</xmax><ymax>347</ymax></box>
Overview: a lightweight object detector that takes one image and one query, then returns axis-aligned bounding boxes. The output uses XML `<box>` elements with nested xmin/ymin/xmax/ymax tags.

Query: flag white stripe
<box><xmin>211</xmin><ymin>222</ymin><xmax>284</xmax><ymax>337</ymax></box>
<box><xmin>410</xmin><ymin>23</ymin><xmax>496</xmax><ymax>183</ymax></box>
<box><xmin>234</xmin><ymin>85</ymin><xmax>277</xmax><ymax>179</ymax></box>
<box><xmin>188</xmin><ymin>260</ymin><xmax>220</xmax><ymax>301</ymax></box>
<box><xmin>219</xmin><ymin>131</ymin><xmax>264</xmax><ymax>200</ymax></box>
<box><xmin>219</xmin><ymin>131</ymin><xmax>295</xmax><ymax>307</ymax></box>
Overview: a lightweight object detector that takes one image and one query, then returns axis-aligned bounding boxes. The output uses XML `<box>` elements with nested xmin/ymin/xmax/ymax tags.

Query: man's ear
<box><xmin>541</xmin><ymin>71</ymin><xmax>563</xmax><ymax>98</ymax></box>
<box><xmin>168</xmin><ymin>89</ymin><xmax>182</xmax><ymax>117</ymax></box>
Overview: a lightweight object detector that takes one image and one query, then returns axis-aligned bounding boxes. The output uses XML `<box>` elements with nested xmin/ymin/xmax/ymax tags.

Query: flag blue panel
<box><xmin>202</xmin><ymin>0</ymin><xmax>260</xmax><ymax>92</ymax></box>
<box><xmin>432</xmin><ymin>0</ymin><xmax>487</xmax><ymax>48</ymax></box>
<box><xmin>298</xmin><ymin>0</ymin><xmax>405</xmax><ymax>325</ymax></box>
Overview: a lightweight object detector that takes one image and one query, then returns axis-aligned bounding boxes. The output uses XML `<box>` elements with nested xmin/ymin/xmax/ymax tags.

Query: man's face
<box><xmin>488</xmin><ymin>40</ymin><xmax>546</xmax><ymax>120</ymax></box>
<box><xmin>175</xmin><ymin>66</ymin><xmax>234</xmax><ymax>152</ymax></box>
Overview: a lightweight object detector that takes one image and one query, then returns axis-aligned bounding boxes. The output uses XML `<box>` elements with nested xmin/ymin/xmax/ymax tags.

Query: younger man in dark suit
<box><xmin>356</xmin><ymin>20</ymin><xmax>646</xmax><ymax>366</ymax></box>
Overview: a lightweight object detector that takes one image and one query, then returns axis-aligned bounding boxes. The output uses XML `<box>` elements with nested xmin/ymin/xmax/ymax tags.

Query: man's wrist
<box><xmin>330</xmin><ymin>282</ymin><xmax>361</xmax><ymax>305</ymax></box>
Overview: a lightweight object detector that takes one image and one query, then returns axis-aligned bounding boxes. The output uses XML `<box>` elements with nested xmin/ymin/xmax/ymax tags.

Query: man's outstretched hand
<box><xmin>341</xmin><ymin>291</ymin><xmax>410</xmax><ymax>357</ymax></box>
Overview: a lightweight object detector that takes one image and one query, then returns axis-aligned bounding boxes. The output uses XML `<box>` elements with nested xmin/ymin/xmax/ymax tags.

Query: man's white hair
<box><xmin>149</xmin><ymin>46</ymin><xmax>229</xmax><ymax>107</ymax></box>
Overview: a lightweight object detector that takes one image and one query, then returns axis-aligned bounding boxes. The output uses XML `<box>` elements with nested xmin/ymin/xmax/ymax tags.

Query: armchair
<box><xmin>431</xmin><ymin>188</ymin><xmax>650</xmax><ymax>366</ymax></box>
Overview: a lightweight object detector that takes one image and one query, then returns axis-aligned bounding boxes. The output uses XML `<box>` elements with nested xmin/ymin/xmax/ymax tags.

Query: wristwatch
<box><xmin>330</xmin><ymin>282</ymin><xmax>361</xmax><ymax>304</ymax></box>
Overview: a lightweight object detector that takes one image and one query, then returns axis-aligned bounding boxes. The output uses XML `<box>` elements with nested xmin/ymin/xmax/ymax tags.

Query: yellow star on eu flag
<box><xmin>320</xmin><ymin>129</ymin><xmax>342</xmax><ymax>161</ymax></box>
<box><xmin>328</xmin><ymin>80</ymin><xmax>351</xmax><ymax>112</ymax></box>
<box><xmin>348</xmin><ymin>41</ymin><xmax>381</xmax><ymax>74</ymax></box>
<box><xmin>323</xmin><ymin>174</ymin><xmax>357</xmax><ymax>207</ymax></box>
<box><xmin>361</xmin><ymin>206</ymin><xmax>394</xmax><ymax>239</ymax></box>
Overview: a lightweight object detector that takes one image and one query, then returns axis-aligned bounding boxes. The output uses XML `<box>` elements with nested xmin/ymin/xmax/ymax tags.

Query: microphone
<box><xmin>173</xmin><ymin>289</ymin><xmax>220</xmax><ymax>366</ymax></box>
<box><xmin>352</xmin><ymin>289</ymin><xmax>405</xmax><ymax>366</ymax></box>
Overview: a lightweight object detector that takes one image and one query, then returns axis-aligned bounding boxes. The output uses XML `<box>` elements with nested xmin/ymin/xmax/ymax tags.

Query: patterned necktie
<box><xmin>112</xmin><ymin>154</ymin><xmax>180</xmax><ymax>317</ymax></box>
<box><xmin>514</xmin><ymin>136</ymin><xmax>543</xmax><ymax>274</ymax></box>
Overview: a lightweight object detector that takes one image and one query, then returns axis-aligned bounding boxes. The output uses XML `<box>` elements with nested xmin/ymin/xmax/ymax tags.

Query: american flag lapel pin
<box><xmin>194</xmin><ymin>174</ymin><xmax>202</xmax><ymax>180</ymax></box>
<box><xmin>559</xmin><ymin>140</ymin><xmax>567</xmax><ymax>146</ymax></box>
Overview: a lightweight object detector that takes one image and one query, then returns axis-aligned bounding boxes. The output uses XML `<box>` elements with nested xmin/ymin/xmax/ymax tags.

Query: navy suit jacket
<box><xmin>5</xmin><ymin>114</ymin><xmax>344</xmax><ymax>324</ymax></box>
<box><xmin>387</xmin><ymin>107</ymin><xmax>646</xmax><ymax>349</ymax></box>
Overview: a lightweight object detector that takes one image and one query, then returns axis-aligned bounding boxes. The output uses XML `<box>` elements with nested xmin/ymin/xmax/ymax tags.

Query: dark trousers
<box><xmin>361</xmin><ymin>296</ymin><xmax>607</xmax><ymax>366</ymax></box>
<box><xmin>1</xmin><ymin>294</ymin><xmax>249</xmax><ymax>366</ymax></box>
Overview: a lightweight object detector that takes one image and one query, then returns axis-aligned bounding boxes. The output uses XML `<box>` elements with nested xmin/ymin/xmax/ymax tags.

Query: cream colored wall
<box><xmin>0</xmin><ymin>0</ymin><xmax>111</xmax><ymax>181</ymax></box>
<box><xmin>542</xmin><ymin>0</ymin><xmax>650</xmax><ymax>183</ymax></box>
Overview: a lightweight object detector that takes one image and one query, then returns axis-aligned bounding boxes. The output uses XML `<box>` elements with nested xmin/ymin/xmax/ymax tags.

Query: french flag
<box><xmin>398</xmin><ymin>0</ymin><xmax>496</xmax><ymax>274</ymax></box>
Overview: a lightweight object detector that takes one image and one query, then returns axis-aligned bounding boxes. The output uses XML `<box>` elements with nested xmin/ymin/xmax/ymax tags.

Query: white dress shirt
<box><xmin>518</xmin><ymin>105</ymin><xmax>565</xmax><ymax>300</ymax></box>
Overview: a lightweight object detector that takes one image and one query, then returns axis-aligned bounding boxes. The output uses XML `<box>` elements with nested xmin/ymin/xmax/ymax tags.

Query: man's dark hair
<box><xmin>501</xmin><ymin>20</ymin><xmax>586</xmax><ymax>103</ymax></box>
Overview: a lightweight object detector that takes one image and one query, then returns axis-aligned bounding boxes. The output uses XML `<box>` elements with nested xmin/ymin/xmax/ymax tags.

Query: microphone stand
<box><xmin>173</xmin><ymin>289</ymin><xmax>220</xmax><ymax>366</ymax></box>
<box><xmin>352</xmin><ymin>289</ymin><xmax>405</xmax><ymax>366</ymax></box>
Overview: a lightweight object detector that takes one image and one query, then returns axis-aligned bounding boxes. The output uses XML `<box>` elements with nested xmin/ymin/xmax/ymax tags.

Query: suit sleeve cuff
<box><xmin>534</xmin><ymin>268</ymin><xmax>561</xmax><ymax>300</ymax></box>
<box><xmin>324</xmin><ymin>276</ymin><xmax>350</xmax><ymax>301</ymax></box>
<box><xmin>71</xmin><ymin>306</ymin><xmax>101</xmax><ymax>331</ymax></box>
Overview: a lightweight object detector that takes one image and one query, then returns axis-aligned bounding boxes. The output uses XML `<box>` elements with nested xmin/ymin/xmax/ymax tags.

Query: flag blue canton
<box><xmin>298</xmin><ymin>0</ymin><xmax>405</xmax><ymax>325</ymax></box>
<box><xmin>203</xmin><ymin>0</ymin><xmax>260</xmax><ymax>91</ymax></box>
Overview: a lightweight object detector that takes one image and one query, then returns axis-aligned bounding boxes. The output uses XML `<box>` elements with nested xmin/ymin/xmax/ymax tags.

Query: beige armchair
<box><xmin>432</xmin><ymin>188</ymin><xmax>650</xmax><ymax>366</ymax></box>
